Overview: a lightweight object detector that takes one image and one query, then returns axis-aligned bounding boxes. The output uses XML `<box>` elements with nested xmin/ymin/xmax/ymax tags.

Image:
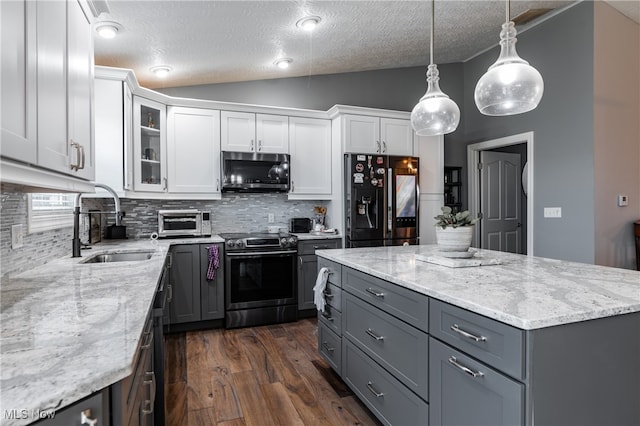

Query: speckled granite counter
<box><xmin>316</xmin><ymin>245</ymin><xmax>640</xmax><ymax>330</ymax></box>
<box><xmin>0</xmin><ymin>236</ymin><xmax>223</xmax><ymax>426</ymax></box>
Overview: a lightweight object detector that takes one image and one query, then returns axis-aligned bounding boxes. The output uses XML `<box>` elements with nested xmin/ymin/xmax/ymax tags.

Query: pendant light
<box><xmin>410</xmin><ymin>0</ymin><xmax>460</xmax><ymax>136</ymax></box>
<box><xmin>474</xmin><ymin>0</ymin><xmax>544</xmax><ymax>116</ymax></box>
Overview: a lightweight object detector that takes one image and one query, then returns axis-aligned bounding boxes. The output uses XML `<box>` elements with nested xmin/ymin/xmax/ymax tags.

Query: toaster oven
<box><xmin>158</xmin><ymin>210</ymin><xmax>212</xmax><ymax>238</ymax></box>
<box><xmin>290</xmin><ymin>218</ymin><xmax>312</xmax><ymax>233</ymax></box>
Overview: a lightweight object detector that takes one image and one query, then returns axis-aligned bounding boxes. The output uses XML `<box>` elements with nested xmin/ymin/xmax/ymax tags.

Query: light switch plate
<box><xmin>544</xmin><ymin>207</ymin><xmax>562</xmax><ymax>218</ymax></box>
<box><xmin>11</xmin><ymin>224</ymin><xmax>24</xmax><ymax>249</ymax></box>
<box><xmin>268</xmin><ymin>213</ymin><xmax>275</xmax><ymax>223</ymax></box>
<box><xmin>617</xmin><ymin>194</ymin><xmax>629</xmax><ymax>207</ymax></box>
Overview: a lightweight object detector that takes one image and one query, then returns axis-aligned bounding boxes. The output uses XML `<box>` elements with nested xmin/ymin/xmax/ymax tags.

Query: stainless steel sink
<box><xmin>81</xmin><ymin>250</ymin><xmax>155</xmax><ymax>264</ymax></box>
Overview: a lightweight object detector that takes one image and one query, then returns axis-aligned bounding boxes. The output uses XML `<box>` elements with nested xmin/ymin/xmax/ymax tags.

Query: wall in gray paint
<box><xmin>457</xmin><ymin>2</ymin><xmax>595</xmax><ymax>262</ymax></box>
<box><xmin>157</xmin><ymin>64</ymin><xmax>464</xmax><ymax>115</ymax></box>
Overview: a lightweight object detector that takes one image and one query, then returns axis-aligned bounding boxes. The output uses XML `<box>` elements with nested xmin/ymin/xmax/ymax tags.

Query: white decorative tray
<box><xmin>310</xmin><ymin>229</ymin><xmax>338</xmax><ymax>236</ymax></box>
<box><xmin>415</xmin><ymin>250</ymin><xmax>502</xmax><ymax>268</ymax></box>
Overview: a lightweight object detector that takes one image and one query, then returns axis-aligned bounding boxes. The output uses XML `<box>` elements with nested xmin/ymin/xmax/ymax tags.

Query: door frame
<box><xmin>467</xmin><ymin>132</ymin><xmax>534</xmax><ymax>256</ymax></box>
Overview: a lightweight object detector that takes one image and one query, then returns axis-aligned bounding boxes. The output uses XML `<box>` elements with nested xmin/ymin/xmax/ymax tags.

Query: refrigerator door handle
<box><xmin>387</xmin><ymin>167</ymin><xmax>393</xmax><ymax>236</ymax></box>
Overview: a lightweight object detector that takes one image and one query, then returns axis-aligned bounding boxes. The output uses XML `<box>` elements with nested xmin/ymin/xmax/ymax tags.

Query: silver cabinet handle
<box><xmin>321</xmin><ymin>311</ymin><xmax>333</xmax><ymax>322</ymax></box>
<box><xmin>70</xmin><ymin>140</ymin><xmax>80</xmax><ymax>171</ymax></box>
<box><xmin>322</xmin><ymin>341</ymin><xmax>335</xmax><ymax>352</ymax></box>
<box><xmin>382</xmin><ymin>141</ymin><xmax>387</xmax><ymax>153</ymax></box>
<box><xmin>366</xmin><ymin>328</ymin><xmax>384</xmax><ymax>341</ymax></box>
<box><xmin>258</xmin><ymin>140</ymin><xmax>262</xmax><ymax>151</ymax></box>
<box><xmin>141</xmin><ymin>324</ymin><xmax>154</xmax><ymax>349</ymax></box>
<box><xmin>216</xmin><ymin>178</ymin><xmax>220</xmax><ymax>192</ymax></box>
<box><xmin>322</xmin><ymin>291</ymin><xmax>333</xmax><ymax>299</ymax></box>
<box><xmin>79</xmin><ymin>144</ymin><xmax>86</xmax><ymax>170</ymax></box>
<box><xmin>450</xmin><ymin>324</ymin><xmax>487</xmax><ymax>342</ymax></box>
<box><xmin>142</xmin><ymin>371</ymin><xmax>156</xmax><ymax>415</ymax></box>
<box><xmin>162</xmin><ymin>177</ymin><xmax>168</xmax><ymax>191</ymax></box>
<box><xmin>366</xmin><ymin>288</ymin><xmax>384</xmax><ymax>298</ymax></box>
<box><xmin>167</xmin><ymin>252</ymin><xmax>173</xmax><ymax>268</ymax></box>
<box><xmin>299</xmin><ymin>257</ymin><xmax>303</xmax><ymax>266</ymax></box>
<box><xmin>167</xmin><ymin>283</ymin><xmax>173</xmax><ymax>303</ymax></box>
<box><xmin>291</xmin><ymin>180</ymin><xmax>294</xmax><ymax>192</ymax></box>
<box><xmin>366</xmin><ymin>381</ymin><xmax>384</xmax><ymax>398</ymax></box>
<box><xmin>448</xmin><ymin>356</ymin><xmax>484</xmax><ymax>378</ymax></box>
<box><xmin>81</xmin><ymin>409</ymin><xmax>98</xmax><ymax>426</ymax></box>
<box><xmin>376</xmin><ymin>141</ymin><xmax>381</xmax><ymax>153</ymax></box>
<box><xmin>250</xmin><ymin>139</ymin><xmax>254</xmax><ymax>151</ymax></box>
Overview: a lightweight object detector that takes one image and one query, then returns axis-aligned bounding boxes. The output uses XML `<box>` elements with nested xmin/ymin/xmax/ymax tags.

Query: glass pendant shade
<box><xmin>474</xmin><ymin>21</ymin><xmax>544</xmax><ymax>116</ymax></box>
<box><xmin>411</xmin><ymin>64</ymin><xmax>460</xmax><ymax>136</ymax></box>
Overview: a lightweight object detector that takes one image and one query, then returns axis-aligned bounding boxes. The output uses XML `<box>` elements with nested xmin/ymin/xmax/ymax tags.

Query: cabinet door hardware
<box><xmin>321</xmin><ymin>312</ymin><xmax>334</xmax><ymax>321</ymax></box>
<box><xmin>322</xmin><ymin>341</ymin><xmax>335</xmax><ymax>352</ymax></box>
<box><xmin>366</xmin><ymin>287</ymin><xmax>385</xmax><ymax>298</ymax></box>
<box><xmin>322</xmin><ymin>290</ymin><xmax>334</xmax><ymax>299</ymax></box>
<box><xmin>450</xmin><ymin>323</ymin><xmax>487</xmax><ymax>342</ymax></box>
<box><xmin>366</xmin><ymin>381</ymin><xmax>384</xmax><ymax>398</ymax></box>
<box><xmin>448</xmin><ymin>356</ymin><xmax>484</xmax><ymax>378</ymax></box>
<box><xmin>142</xmin><ymin>371</ymin><xmax>156</xmax><ymax>415</ymax></box>
<box><xmin>366</xmin><ymin>328</ymin><xmax>384</xmax><ymax>341</ymax></box>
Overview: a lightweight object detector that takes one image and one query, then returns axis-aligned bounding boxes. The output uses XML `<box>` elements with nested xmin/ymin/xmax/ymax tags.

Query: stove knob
<box><xmin>288</xmin><ymin>237</ymin><xmax>296</xmax><ymax>245</ymax></box>
<box><xmin>280</xmin><ymin>237</ymin><xmax>287</xmax><ymax>245</ymax></box>
<box><xmin>227</xmin><ymin>240</ymin><xmax>235</xmax><ymax>248</ymax></box>
<box><xmin>235</xmin><ymin>239</ymin><xmax>243</xmax><ymax>248</ymax></box>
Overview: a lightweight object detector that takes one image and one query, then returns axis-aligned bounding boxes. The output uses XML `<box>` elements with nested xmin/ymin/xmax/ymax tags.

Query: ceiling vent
<box><xmin>512</xmin><ymin>8</ymin><xmax>553</xmax><ymax>26</ymax></box>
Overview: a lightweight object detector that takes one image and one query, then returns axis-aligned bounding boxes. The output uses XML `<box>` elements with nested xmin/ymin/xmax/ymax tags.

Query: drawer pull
<box><xmin>366</xmin><ymin>328</ymin><xmax>384</xmax><ymax>341</ymax></box>
<box><xmin>321</xmin><ymin>312</ymin><xmax>334</xmax><ymax>322</ymax></box>
<box><xmin>448</xmin><ymin>356</ymin><xmax>484</xmax><ymax>378</ymax></box>
<box><xmin>142</xmin><ymin>371</ymin><xmax>156</xmax><ymax>415</ymax></box>
<box><xmin>450</xmin><ymin>324</ymin><xmax>487</xmax><ymax>342</ymax></box>
<box><xmin>322</xmin><ymin>291</ymin><xmax>334</xmax><ymax>299</ymax></box>
<box><xmin>322</xmin><ymin>341</ymin><xmax>335</xmax><ymax>352</ymax></box>
<box><xmin>366</xmin><ymin>288</ymin><xmax>385</xmax><ymax>298</ymax></box>
<box><xmin>366</xmin><ymin>381</ymin><xmax>384</xmax><ymax>398</ymax></box>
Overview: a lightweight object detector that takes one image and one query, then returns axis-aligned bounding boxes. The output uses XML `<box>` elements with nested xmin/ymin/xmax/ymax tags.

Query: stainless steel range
<box><xmin>219</xmin><ymin>232</ymin><xmax>298</xmax><ymax>328</ymax></box>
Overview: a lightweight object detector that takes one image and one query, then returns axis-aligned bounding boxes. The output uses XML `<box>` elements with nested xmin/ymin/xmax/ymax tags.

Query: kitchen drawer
<box><xmin>429</xmin><ymin>337</ymin><xmax>524</xmax><ymax>426</ymax></box>
<box><xmin>318</xmin><ymin>304</ymin><xmax>342</xmax><ymax>335</ymax></box>
<box><xmin>343</xmin><ymin>293</ymin><xmax>428</xmax><ymax>401</ymax></box>
<box><xmin>343</xmin><ymin>267</ymin><xmax>428</xmax><ymax>330</ymax></box>
<box><xmin>318</xmin><ymin>320</ymin><xmax>342</xmax><ymax>374</ymax></box>
<box><xmin>318</xmin><ymin>257</ymin><xmax>342</xmax><ymax>287</ymax></box>
<box><xmin>343</xmin><ymin>340</ymin><xmax>429</xmax><ymax>426</ymax></box>
<box><xmin>323</xmin><ymin>282</ymin><xmax>341</xmax><ymax>311</ymax></box>
<box><xmin>430</xmin><ymin>299</ymin><xmax>525</xmax><ymax>380</ymax></box>
<box><xmin>298</xmin><ymin>239</ymin><xmax>341</xmax><ymax>255</ymax></box>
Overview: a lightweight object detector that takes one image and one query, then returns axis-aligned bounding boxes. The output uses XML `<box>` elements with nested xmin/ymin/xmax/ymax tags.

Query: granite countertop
<box><xmin>316</xmin><ymin>245</ymin><xmax>640</xmax><ymax>330</ymax></box>
<box><xmin>0</xmin><ymin>236</ymin><xmax>223</xmax><ymax>426</ymax></box>
<box><xmin>293</xmin><ymin>232</ymin><xmax>342</xmax><ymax>241</ymax></box>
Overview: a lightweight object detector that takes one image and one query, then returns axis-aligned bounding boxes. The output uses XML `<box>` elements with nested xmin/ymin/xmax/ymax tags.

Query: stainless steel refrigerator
<box><xmin>344</xmin><ymin>153</ymin><xmax>419</xmax><ymax>248</ymax></box>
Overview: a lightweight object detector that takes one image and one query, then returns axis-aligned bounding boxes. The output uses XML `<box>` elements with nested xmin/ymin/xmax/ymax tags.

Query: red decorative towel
<box><xmin>206</xmin><ymin>245</ymin><xmax>220</xmax><ymax>281</ymax></box>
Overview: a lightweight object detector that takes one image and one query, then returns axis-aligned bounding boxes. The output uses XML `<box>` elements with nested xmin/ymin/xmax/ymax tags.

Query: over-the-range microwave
<box><xmin>158</xmin><ymin>209</ymin><xmax>212</xmax><ymax>238</ymax></box>
<box><xmin>221</xmin><ymin>151</ymin><xmax>290</xmax><ymax>192</ymax></box>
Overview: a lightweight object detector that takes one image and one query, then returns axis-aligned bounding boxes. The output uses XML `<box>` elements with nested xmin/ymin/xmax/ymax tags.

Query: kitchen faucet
<box><xmin>72</xmin><ymin>183</ymin><xmax>124</xmax><ymax>257</ymax></box>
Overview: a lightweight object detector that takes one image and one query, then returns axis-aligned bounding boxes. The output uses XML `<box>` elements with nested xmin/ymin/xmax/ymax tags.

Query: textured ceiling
<box><xmin>94</xmin><ymin>0</ymin><xmax>639</xmax><ymax>89</ymax></box>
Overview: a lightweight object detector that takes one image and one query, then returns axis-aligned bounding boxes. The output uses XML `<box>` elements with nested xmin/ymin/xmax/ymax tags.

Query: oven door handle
<box><xmin>226</xmin><ymin>250</ymin><xmax>298</xmax><ymax>257</ymax></box>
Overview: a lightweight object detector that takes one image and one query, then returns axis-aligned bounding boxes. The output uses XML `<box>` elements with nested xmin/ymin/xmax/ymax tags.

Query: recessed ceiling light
<box><xmin>95</xmin><ymin>21</ymin><xmax>122</xmax><ymax>39</ymax></box>
<box><xmin>274</xmin><ymin>58</ymin><xmax>292</xmax><ymax>69</ymax></box>
<box><xmin>296</xmin><ymin>16</ymin><xmax>321</xmax><ymax>31</ymax></box>
<box><xmin>150</xmin><ymin>66</ymin><xmax>172</xmax><ymax>78</ymax></box>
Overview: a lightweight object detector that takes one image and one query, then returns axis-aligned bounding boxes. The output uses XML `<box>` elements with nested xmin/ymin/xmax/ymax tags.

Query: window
<box><xmin>28</xmin><ymin>193</ymin><xmax>76</xmax><ymax>233</ymax></box>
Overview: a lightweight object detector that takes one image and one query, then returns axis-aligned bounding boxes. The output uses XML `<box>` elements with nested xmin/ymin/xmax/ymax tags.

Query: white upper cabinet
<box><xmin>380</xmin><ymin>118</ymin><xmax>414</xmax><ymax>156</ymax></box>
<box><xmin>289</xmin><ymin>117</ymin><xmax>332</xmax><ymax>198</ymax></box>
<box><xmin>133</xmin><ymin>96</ymin><xmax>167</xmax><ymax>192</ymax></box>
<box><xmin>167</xmin><ymin>107</ymin><xmax>221</xmax><ymax>194</ymax></box>
<box><xmin>343</xmin><ymin>114</ymin><xmax>413</xmax><ymax>156</ymax></box>
<box><xmin>256</xmin><ymin>114</ymin><xmax>289</xmax><ymax>153</ymax></box>
<box><xmin>1</xmin><ymin>0</ymin><xmax>37</xmax><ymax>163</ymax></box>
<box><xmin>221</xmin><ymin>111</ymin><xmax>288</xmax><ymax>153</ymax></box>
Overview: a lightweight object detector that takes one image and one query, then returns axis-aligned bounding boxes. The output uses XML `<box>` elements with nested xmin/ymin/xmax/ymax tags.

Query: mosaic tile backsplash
<box><xmin>1</xmin><ymin>184</ymin><xmax>324</xmax><ymax>277</ymax></box>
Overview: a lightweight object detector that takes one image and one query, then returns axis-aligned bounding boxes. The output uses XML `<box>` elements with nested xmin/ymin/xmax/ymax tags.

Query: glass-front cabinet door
<box><xmin>133</xmin><ymin>96</ymin><xmax>166</xmax><ymax>192</ymax></box>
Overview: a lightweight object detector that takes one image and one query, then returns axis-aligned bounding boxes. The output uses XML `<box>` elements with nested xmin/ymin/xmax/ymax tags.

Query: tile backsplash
<box><xmin>1</xmin><ymin>184</ymin><xmax>324</xmax><ymax>277</ymax></box>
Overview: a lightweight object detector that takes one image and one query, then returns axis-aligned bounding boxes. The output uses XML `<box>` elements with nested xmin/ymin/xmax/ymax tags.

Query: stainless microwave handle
<box><xmin>163</xmin><ymin>218</ymin><xmax>197</xmax><ymax>222</ymax></box>
<box><xmin>216</xmin><ymin>178</ymin><xmax>219</xmax><ymax>192</ymax></box>
<box><xmin>226</xmin><ymin>250</ymin><xmax>297</xmax><ymax>257</ymax></box>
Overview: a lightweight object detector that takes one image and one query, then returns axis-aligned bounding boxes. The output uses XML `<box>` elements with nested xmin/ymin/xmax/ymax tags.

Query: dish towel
<box><xmin>313</xmin><ymin>267</ymin><xmax>329</xmax><ymax>312</ymax></box>
<box><xmin>206</xmin><ymin>245</ymin><xmax>220</xmax><ymax>281</ymax></box>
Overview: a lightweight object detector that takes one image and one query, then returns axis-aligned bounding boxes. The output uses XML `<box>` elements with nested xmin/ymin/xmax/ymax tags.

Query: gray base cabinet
<box><xmin>318</xmin><ymin>261</ymin><xmax>640</xmax><ymax>426</ymax></box>
<box><xmin>297</xmin><ymin>239</ymin><xmax>341</xmax><ymax>311</ymax></box>
<box><xmin>166</xmin><ymin>243</ymin><xmax>224</xmax><ymax>325</ymax></box>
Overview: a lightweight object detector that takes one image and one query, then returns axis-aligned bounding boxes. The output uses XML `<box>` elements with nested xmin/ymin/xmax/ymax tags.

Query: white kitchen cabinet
<box><xmin>342</xmin><ymin>114</ymin><xmax>413</xmax><ymax>156</ymax></box>
<box><xmin>1</xmin><ymin>0</ymin><xmax>37</xmax><ymax>164</ymax></box>
<box><xmin>167</xmin><ymin>107</ymin><xmax>221</xmax><ymax>194</ymax></box>
<box><xmin>133</xmin><ymin>96</ymin><xmax>167</xmax><ymax>192</ymax></box>
<box><xmin>289</xmin><ymin>117</ymin><xmax>332</xmax><ymax>198</ymax></box>
<box><xmin>1</xmin><ymin>0</ymin><xmax>95</xmax><ymax>190</ymax></box>
<box><xmin>36</xmin><ymin>0</ymin><xmax>94</xmax><ymax>179</ymax></box>
<box><xmin>221</xmin><ymin>111</ymin><xmax>288</xmax><ymax>153</ymax></box>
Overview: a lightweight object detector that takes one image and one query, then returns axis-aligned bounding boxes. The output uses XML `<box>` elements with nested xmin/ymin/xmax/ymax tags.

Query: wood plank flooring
<box><xmin>164</xmin><ymin>318</ymin><xmax>382</xmax><ymax>426</ymax></box>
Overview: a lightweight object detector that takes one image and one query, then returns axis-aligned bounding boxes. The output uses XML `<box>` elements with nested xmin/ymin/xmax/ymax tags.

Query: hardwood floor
<box><xmin>164</xmin><ymin>318</ymin><xmax>382</xmax><ymax>426</ymax></box>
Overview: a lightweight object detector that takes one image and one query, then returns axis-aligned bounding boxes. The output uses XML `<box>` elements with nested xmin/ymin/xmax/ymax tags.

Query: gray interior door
<box><xmin>480</xmin><ymin>151</ymin><xmax>522</xmax><ymax>253</ymax></box>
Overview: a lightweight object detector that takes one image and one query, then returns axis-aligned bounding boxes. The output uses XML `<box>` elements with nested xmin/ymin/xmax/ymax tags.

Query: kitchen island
<box><xmin>316</xmin><ymin>245</ymin><xmax>640</xmax><ymax>426</ymax></box>
<box><xmin>0</xmin><ymin>236</ymin><xmax>223</xmax><ymax>426</ymax></box>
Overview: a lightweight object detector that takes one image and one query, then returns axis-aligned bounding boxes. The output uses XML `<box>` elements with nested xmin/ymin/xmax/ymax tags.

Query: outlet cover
<box><xmin>617</xmin><ymin>195</ymin><xmax>629</xmax><ymax>207</ymax></box>
<box><xmin>268</xmin><ymin>213</ymin><xmax>275</xmax><ymax>223</ymax></box>
<box><xmin>543</xmin><ymin>207</ymin><xmax>562</xmax><ymax>218</ymax></box>
<box><xmin>11</xmin><ymin>224</ymin><xmax>24</xmax><ymax>249</ymax></box>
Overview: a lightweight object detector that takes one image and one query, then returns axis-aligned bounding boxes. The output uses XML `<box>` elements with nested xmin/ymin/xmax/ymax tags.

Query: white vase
<box><xmin>435</xmin><ymin>226</ymin><xmax>473</xmax><ymax>252</ymax></box>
